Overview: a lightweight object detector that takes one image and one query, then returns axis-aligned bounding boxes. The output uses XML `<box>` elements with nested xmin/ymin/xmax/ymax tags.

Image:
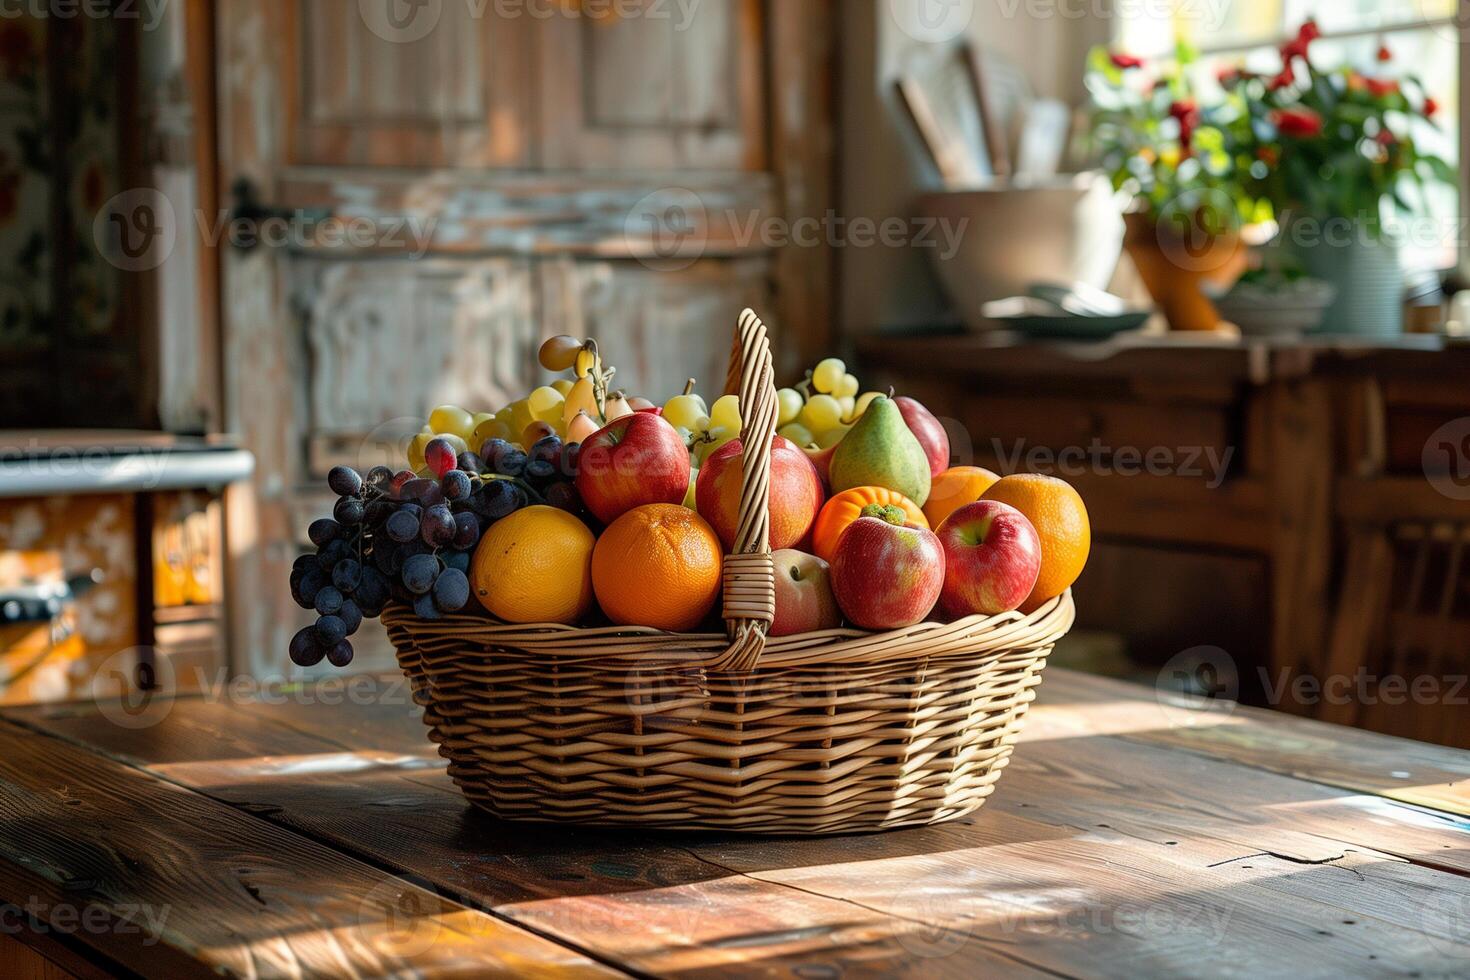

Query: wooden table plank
<box><xmin>0</xmin><ymin>719</ymin><xmax>619</xmax><ymax>979</ymax></box>
<box><xmin>1031</xmin><ymin>670</ymin><xmax>1470</xmax><ymax>817</ymax></box>
<box><xmin>9</xmin><ymin>669</ymin><xmax>1470</xmax><ymax>978</ymax></box>
<box><xmin>6</xmin><ymin>696</ymin><xmax>1053</xmax><ymax>976</ymax></box>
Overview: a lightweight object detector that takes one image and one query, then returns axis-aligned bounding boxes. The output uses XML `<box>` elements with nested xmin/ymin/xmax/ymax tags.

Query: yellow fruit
<box><xmin>800</xmin><ymin>395</ymin><xmax>842</xmax><ymax>432</ymax></box>
<box><xmin>778</xmin><ymin>422</ymin><xmax>815</xmax><ymax>447</ymax></box>
<box><xmin>812</xmin><ymin>358</ymin><xmax>845</xmax><ymax>394</ymax></box>
<box><xmin>603</xmin><ymin>393</ymin><xmax>633</xmax><ymax>422</ymax></box>
<box><xmin>574</xmin><ymin>347</ymin><xmax>601</xmax><ymax>380</ymax></box>
<box><xmin>508</xmin><ymin>399</ymin><xmax>536</xmax><ymax>437</ymax></box>
<box><xmin>429</xmin><ymin>405</ymin><xmax>474</xmax><ymax>440</ymax></box>
<box><xmin>835</xmin><ymin>373</ymin><xmax>860</xmax><ymax>399</ymax></box>
<box><xmin>407</xmin><ymin>428</ymin><xmax>433</xmax><ymax>470</ymax></box>
<box><xmin>562</xmin><ymin>377</ymin><xmax>597</xmax><ymax>426</ymax></box>
<box><xmin>471</xmin><ymin>506</ymin><xmax>595</xmax><ymax>624</ymax></box>
<box><xmin>664</xmin><ymin>393</ymin><xmax>708</xmax><ymax>430</ymax></box>
<box><xmin>815</xmin><ymin>424</ymin><xmax>849</xmax><ymax>449</ymax></box>
<box><xmin>567</xmin><ymin>410</ymin><xmax>600</xmax><ymax>443</ymax></box>
<box><xmin>683</xmin><ymin>466</ymin><xmax>699</xmax><ymax>509</ymax></box>
<box><xmin>776</xmin><ymin>388</ymin><xmax>804</xmax><ymax>426</ymax></box>
<box><xmin>709</xmin><ymin>394</ymin><xmax>742</xmax><ymax>433</ymax></box>
<box><xmin>551</xmin><ymin>378</ymin><xmax>575</xmax><ymax>396</ymax></box>
<box><xmin>528</xmin><ymin>386</ymin><xmax>565</xmax><ymax>425</ymax></box>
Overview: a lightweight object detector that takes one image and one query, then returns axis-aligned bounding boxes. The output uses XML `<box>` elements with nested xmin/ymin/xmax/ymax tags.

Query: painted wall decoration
<box><xmin>0</xmin><ymin>494</ymin><xmax>137</xmax><ymax>706</ymax></box>
<box><xmin>0</xmin><ymin>10</ymin><xmax>137</xmax><ymax>427</ymax></box>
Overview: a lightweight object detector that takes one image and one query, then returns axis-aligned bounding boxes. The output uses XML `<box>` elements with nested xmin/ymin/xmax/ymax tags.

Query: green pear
<box><xmin>829</xmin><ymin>396</ymin><xmax>932</xmax><ymax>506</ymax></box>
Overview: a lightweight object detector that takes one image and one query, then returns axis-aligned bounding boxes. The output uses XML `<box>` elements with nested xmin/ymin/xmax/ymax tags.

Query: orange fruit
<box><xmin>923</xmin><ymin>466</ymin><xmax>1001</xmax><ymax>529</ymax></box>
<box><xmin>592</xmin><ymin>503</ymin><xmax>723</xmax><ymax>632</ymax></box>
<box><xmin>471</xmin><ymin>505</ymin><xmax>595</xmax><ymax>624</ymax></box>
<box><xmin>981</xmin><ymin>474</ymin><xmax>1090</xmax><ymax>608</ymax></box>
<box><xmin>810</xmin><ymin>486</ymin><xmax>928</xmax><ymax>563</ymax></box>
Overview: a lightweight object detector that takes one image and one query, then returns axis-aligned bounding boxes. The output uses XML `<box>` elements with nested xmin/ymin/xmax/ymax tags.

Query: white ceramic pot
<box><xmin>916</xmin><ymin>173</ymin><xmax>1126</xmax><ymax>333</ymax></box>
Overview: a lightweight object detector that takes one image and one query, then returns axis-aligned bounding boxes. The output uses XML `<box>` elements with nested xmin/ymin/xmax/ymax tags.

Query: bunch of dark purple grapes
<box><xmin>288</xmin><ymin>434</ymin><xmax>583</xmax><ymax>668</ymax></box>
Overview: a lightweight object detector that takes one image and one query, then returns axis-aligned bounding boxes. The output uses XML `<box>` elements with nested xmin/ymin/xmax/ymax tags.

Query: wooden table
<box><xmin>3</xmin><ymin>669</ymin><xmax>1469</xmax><ymax>978</ymax></box>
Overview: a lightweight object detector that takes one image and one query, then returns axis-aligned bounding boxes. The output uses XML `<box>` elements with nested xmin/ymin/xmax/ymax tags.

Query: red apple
<box><xmin>937</xmin><ymin>500</ymin><xmax>1042</xmax><ymax>617</ymax></box>
<box><xmin>770</xmin><ymin>549</ymin><xmax>842</xmax><ymax>636</ymax></box>
<box><xmin>575</xmin><ymin>412</ymin><xmax>691</xmax><ymax>525</ymax></box>
<box><xmin>829</xmin><ymin>505</ymin><xmax>944</xmax><ymax>630</ymax></box>
<box><xmin>895</xmin><ymin>396</ymin><xmax>950</xmax><ymax>480</ymax></box>
<box><xmin>697</xmin><ymin>435</ymin><xmax>824</xmax><ymax>551</ymax></box>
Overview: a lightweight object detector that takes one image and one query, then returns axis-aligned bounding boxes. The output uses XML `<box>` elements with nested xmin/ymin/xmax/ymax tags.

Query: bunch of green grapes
<box><xmin>658</xmin><ymin>381</ymin><xmax>741</xmax><ymax>510</ymax></box>
<box><xmin>776</xmin><ymin>358</ymin><xmax>883</xmax><ymax>450</ymax></box>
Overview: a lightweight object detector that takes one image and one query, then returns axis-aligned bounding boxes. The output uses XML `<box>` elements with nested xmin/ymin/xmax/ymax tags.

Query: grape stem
<box><xmin>683</xmin><ymin>378</ymin><xmax>696</xmax><ymax>397</ymax></box>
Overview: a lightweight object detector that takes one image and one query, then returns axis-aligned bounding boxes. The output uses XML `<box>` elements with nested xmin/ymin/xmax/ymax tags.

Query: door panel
<box><xmin>539</xmin><ymin>0</ymin><xmax>765</xmax><ymax>170</ymax></box>
<box><xmin>284</xmin><ymin>0</ymin><xmax>531</xmax><ymax>167</ymax></box>
<box><xmin>296</xmin><ymin>258</ymin><xmax>536</xmax><ymax>441</ymax></box>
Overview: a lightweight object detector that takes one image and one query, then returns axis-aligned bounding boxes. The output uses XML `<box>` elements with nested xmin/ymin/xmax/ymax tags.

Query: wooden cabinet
<box><xmin>859</xmin><ymin>333</ymin><xmax>1470</xmax><ymax>747</ymax></box>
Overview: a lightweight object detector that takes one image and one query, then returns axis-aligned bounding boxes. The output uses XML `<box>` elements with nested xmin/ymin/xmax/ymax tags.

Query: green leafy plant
<box><xmin>1219</xmin><ymin>20</ymin><xmax>1450</xmax><ymax>234</ymax></box>
<box><xmin>1085</xmin><ymin>40</ymin><xmax>1265</xmax><ymax>236</ymax></box>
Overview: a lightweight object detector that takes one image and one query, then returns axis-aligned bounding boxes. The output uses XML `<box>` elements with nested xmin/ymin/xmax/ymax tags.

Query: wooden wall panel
<box><xmin>295</xmin><ymin>258</ymin><xmax>537</xmax><ymax>442</ymax></box>
<box><xmin>538</xmin><ymin>0</ymin><xmax>764</xmax><ymax>170</ymax></box>
<box><xmin>284</xmin><ymin>0</ymin><xmax>530</xmax><ymax>167</ymax></box>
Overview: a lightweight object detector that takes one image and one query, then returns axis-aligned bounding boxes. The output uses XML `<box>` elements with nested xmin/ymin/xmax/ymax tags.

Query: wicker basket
<box><xmin>384</xmin><ymin>309</ymin><xmax>1075</xmax><ymax>834</ymax></box>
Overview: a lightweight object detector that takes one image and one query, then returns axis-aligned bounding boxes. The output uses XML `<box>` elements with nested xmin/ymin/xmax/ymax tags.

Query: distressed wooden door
<box><xmin>215</xmin><ymin>0</ymin><xmax>833</xmax><ymax>674</ymax></box>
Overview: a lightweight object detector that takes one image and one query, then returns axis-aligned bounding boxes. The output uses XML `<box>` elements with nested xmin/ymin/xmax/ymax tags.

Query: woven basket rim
<box><xmin>383</xmin><ymin>590</ymin><xmax>1074</xmax><ymax>670</ymax></box>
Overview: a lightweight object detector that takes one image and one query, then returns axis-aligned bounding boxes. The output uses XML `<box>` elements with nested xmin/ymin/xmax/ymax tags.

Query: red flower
<box><xmin>1169</xmin><ymin>99</ymin><xmax>1200</xmax><ymax>152</ymax></box>
<box><xmin>1377</xmin><ymin>44</ymin><xmax>1393</xmax><ymax>63</ymax></box>
<box><xmin>1424</xmin><ymin>96</ymin><xmax>1440</xmax><ymax>118</ymax></box>
<box><xmin>1375</xmin><ymin>129</ymin><xmax>1396</xmax><ymax>147</ymax></box>
<box><xmin>1269</xmin><ymin>66</ymin><xmax>1296</xmax><ymax>91</ymax></box>
<box><xmin>1110</xmin><ymin>52</ymin><xmax>1144</xmax><ymax>70</ymax></box>
<box><xmin>1365</xmin><ymin>77</ymin><xmax>1400</xmax><ymax>98</ymax></box>
<box><xmin>1279</xmin><ymin>19</ymin><xmax>1320</xmax><ymax>65</ymax></box>
<box><xmin>1272</xmin><ymin>108</ymin><xmax>1324</xmax><ymax>138</ymax></box>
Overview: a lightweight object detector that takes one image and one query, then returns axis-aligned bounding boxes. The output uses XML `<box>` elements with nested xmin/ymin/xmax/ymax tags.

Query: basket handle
<box><xmin>706</xmin><ymin>308</ymin><xmax>779</xmax><ymax>672</ymax></box>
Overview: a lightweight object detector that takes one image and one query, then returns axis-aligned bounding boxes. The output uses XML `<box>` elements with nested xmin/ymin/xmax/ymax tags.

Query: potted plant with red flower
<box><xmin>1222</xmin><ymin>20</ymin><xmax>1452</xmax><ymax>335</ymax></box>
<box><xmin>1086</xmin><ymin>42</ymin><xmax>1265</xmax><ymax>331</ymax></box>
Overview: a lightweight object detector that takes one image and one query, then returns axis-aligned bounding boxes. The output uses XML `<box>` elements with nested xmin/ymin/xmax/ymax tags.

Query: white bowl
<box><xmin>917</xmin><ymin>173</ymin><xmax>1126</xmax><ymax>333</ymax></box>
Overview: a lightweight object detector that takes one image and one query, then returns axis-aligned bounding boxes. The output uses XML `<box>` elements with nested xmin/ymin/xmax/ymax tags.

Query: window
<box><xmin>1118</xmin><ymin>1</ymin><xmax>1462</xmax><ymax>273</ymax></box>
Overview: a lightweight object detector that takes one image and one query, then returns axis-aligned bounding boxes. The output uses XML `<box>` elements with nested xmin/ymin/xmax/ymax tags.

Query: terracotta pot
<box><xmin>1123</xmin><ymin>212</ymin><xmax>1246</xmax><ymax>332</ymax></box>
